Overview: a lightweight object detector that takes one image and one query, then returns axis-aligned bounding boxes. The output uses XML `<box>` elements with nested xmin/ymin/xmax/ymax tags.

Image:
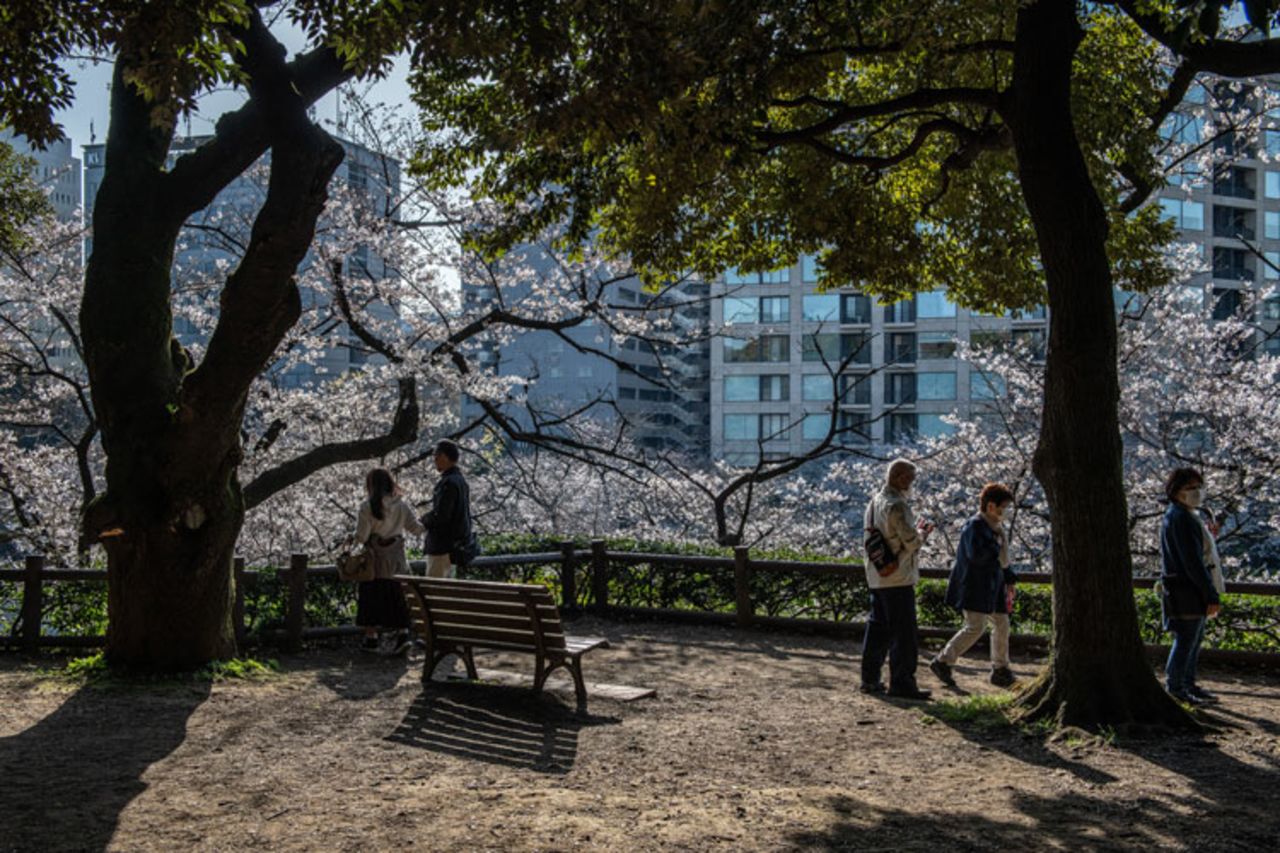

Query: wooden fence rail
<box><xmin>3</xmin><ymin>541</ymin><xmax>1279</xmax><ymax>663</ymax></box>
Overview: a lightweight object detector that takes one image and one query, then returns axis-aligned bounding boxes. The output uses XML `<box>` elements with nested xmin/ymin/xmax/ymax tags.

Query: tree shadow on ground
<box><xmin>787</xmin><ymin>789</ymin><xmax>1226</xmax><ymax>851</ymax></box>
<box><xmin>0</xmin><ymin>681</ymin><xmax>209</xmax><ymax>853</ymax></box>
<box><xmin>906</xmin><ymin>694</ymin><xmax>1280</xmax><ymax>850</ymax></box>
<box><xmin>386</xmin><ymin>682</ymin><xmax>619</xmax><ymax>774</ymax></box>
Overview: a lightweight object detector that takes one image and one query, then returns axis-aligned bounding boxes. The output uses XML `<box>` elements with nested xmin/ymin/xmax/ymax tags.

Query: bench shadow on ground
<box><xmin>0</xmin><ymin>681</ymin><xmax>209</xmax><ymax>853</ymax></box>
<box><xmin>386</xmin><ymin>681</ymin><xmax>620</xmax><ymax>775</ymax></box>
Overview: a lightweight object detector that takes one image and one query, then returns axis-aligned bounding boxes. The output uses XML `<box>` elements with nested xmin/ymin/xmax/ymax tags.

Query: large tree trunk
<box><xmin>1007</xmin><ymin>0</ymin><xmax>1192</xmax><ymax>727</ymax></box>
<box><xmin>80</xmin><ymin>20</ymin><xmax>346</xmax><ymax>669</ymax></box>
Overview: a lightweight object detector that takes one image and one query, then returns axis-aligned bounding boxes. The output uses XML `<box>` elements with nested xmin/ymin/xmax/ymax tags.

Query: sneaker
<box><xmin>385</xmin><ymin>631</ymin><xmax>411</xmax><ymax>656</ymax></box>
<box><xmin>1187</xmin><ymin>685</ymin><xmax>1217</xmax><ymax>704</ymax></box>
<box><xmin>1169</xmin><ymin>689</ymin><xmax>1204</xmax><ymax>706</ymax></box>
<box><xmin>990</xmin><ymin>667</ymin><xmax>1016</xmax><ymax>688</ymax></box>
<box><xmin>360</xmin><ymin>636</ymin><xmax>380</xmax><ymax>653</ymax></box>
<box><xmin>886</xmin><ymin>685</ymin><xmax>932</xmax><ymax>701</ymax></box>
<box><xmin>859</xmin><ymin>681</ymin><xmax>887</xmax><ymax>694</ymax></box>
<box><xmin>929</xmin><ymin>658</ymin><xmax>956</xmax><ymax>687</ymax></box>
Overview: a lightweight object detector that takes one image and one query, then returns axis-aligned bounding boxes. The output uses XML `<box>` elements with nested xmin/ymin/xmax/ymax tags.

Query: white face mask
<box><xmin>1181</xmin><ymin>488</ymin><xmax>1204</xmax><ymax>508</ymax></box>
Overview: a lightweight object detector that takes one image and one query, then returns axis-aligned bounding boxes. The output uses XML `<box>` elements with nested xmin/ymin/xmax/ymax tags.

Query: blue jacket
<box><xmin>945</xmin><ymin>515</ymin><xmax>1015</xmax><ymax>614</ymax></box>
<box><xmin>1160</xmin><ymin>502</ymin><xmax>1220</xmax><ymax>620</ymax></box>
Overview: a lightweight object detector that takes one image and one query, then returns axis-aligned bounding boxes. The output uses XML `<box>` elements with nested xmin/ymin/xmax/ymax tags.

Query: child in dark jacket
<box><xmin>929</xmin><ymin>483</ymin><xmax>1018</xmax><ymax>688</ymax></box>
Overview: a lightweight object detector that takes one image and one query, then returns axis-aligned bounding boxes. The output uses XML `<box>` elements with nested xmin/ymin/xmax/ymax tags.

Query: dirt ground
<box><xmin>2</xmin><ymin>618</ymin><xmax>1278</xmax><ymax>852</ymax></box>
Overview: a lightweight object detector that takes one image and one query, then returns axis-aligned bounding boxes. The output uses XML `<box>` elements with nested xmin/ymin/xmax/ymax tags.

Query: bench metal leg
<box><xmin>461</xmin><ymin>647</ymin><xmax>478</xmax><ymax>680</ymax></box>
<box><xmin>568</xmin><ymin>656</ymin><xmax>588</xmax><ymax>709</ymax></box>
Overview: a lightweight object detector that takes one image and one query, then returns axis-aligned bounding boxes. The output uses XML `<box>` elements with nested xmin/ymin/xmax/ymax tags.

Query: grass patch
<box><xmin>923</xmin><ymin>693</ymin><xmax>1016</xmax><ymax>729</ymax></box>
<box><xmin>57</xmin><ymin>652</ymin><xmax>279</xmax><ymax>685</ymax></box>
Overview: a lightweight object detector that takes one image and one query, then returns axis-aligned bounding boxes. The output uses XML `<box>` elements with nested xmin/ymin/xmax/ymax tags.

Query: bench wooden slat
<box><xmin>423</xmin><ymin>597</ymin><xmax>559</xmax><ymax>618</ymax></box>
<box><xmin>432</xmin><ymin>624</ymin><xmax>565</xmax><ymax>650</ymax></box>
<box><xmin>425</xmin><ymin>611</ymin><xmax>558</xmax><ymax>632</ymax></box>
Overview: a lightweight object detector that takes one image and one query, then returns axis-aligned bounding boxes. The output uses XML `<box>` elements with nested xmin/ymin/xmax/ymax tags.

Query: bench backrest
<box><xmin>397</xmin><ymin>576</ymin><xmax>566</xmax><ymax>654</ymax></box>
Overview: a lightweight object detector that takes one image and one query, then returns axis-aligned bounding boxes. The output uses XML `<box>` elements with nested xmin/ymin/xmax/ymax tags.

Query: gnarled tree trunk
<box><xmin>1007</xmin><ymin>0</ymin><xmax>1192</xmax><ymax>727</ymax></box>
<box><xmin>81</xmin><ymin>15</ymin><xmax>349</xmax><ymax>669</ymax></box>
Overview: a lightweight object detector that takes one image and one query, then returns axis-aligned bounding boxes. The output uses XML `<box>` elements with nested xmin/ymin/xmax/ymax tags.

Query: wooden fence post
<box><xmin>232</xmin><ymin>556</ymin><xmax>247</xmax><ymax>651</ymax></box>
<box><xmin>285</xmin><ymin>553</ymin><xmax>307</xmax><ymax>652</ymax></box>
<box><xmin>559</xmin><ymin>541</ymin><xmax>578</xmax><ymax>612</ymax></box>
<box><xmin>590</xmin><ymin>540</ymin><xmax>608</xmax><ymax>613</ymax></box>
<box><xmin>734</xmin><ymin>547</ymin><xmax>752</xmax><ymax>628</ymax></box>
<box><xmin>22</xmin><ymin>554</ymin><xmax>44</xmax><ymax>653</ymax></box>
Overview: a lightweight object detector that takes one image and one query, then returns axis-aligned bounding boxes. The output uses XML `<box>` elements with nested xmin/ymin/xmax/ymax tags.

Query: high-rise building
<box><xmin>1</xmin><ymin>129</ymin><xmax>82</xmax><ymax>223</ymax></box>
<box><xmin>1152</xmin><ymin>78</ymin><xmax>1280</xmax><ymax>357</ymax></box>
<box><xmin>709</xmin><ymin>258</ymin><xmax>1046</xmax><ymax>464</ymax></box>
<box><xmin>460</xmin><ymin>255</ymin><xmax>710</xmax><ymax>457</ymax></box>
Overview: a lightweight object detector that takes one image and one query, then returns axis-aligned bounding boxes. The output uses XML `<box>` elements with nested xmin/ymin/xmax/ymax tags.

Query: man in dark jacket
<box><xmin>420</xmin><ymin>440</ymin><xmax>472</xmax><ymax>578</ymax></box>
<box><xmin>929</xmin><ymin>483</ymin><xmax>1018</xmax><ymax>688</ymax></box>
<box><xmin>1160</xmin><ymin>467</ymin><xmax>1221</xmax><ymax>704</ymax></box>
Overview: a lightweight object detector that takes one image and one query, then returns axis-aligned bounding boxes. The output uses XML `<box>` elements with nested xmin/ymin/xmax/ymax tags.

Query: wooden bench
<box><xmin>397</xmin><ymin>576</ymin><xmax>609</xmax><ymax>706</ymax></box>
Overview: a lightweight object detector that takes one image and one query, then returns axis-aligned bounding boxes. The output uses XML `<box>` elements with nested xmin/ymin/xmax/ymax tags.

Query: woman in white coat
<box><xmin>354</xmin><ymin>468</ymin><xmax>424</xmax><ymax>654</ymax></box>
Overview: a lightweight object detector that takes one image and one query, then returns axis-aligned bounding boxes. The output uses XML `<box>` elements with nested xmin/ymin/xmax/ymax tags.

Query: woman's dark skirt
<box><xmin>356</xmin><ymin>578</ymin><xmax>409</xmax><ymax>629</ymax></box>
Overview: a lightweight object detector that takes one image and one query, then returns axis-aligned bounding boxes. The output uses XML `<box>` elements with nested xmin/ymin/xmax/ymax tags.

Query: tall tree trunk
<box><xmin>1007</xmin><ymin>0</ymin><xmax>1192</xmax><ymax>727</ymax></box>
<box><xmin>81</xmin><ymin>23</ymin><xmax>345</xmax><ymax>669</ymax></box>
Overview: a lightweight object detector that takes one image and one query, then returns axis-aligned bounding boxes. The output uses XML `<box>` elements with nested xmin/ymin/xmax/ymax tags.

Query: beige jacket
<box><xmin>863</xmin><ymin>485</ymin><xmax>923</xmax><ymax>589</ymax></box>
<box><xmin>354</xmin><ymin>496</ymin><xmax>425</xmax><ymax>580</ymax></box>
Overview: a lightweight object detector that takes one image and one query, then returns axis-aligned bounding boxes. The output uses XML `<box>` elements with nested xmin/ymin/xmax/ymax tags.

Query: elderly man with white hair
<box><xmin>860</xmin><ymin>457</ymin><xmax>934</xmax><ymax>700</ymax></box>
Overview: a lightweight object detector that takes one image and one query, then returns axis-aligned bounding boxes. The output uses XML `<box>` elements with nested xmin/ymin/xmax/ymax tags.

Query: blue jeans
<box><xmin>1165</xmin><ymin>617</ymin><xmax>1206</xmax><ymax>694</ymax></box>
<box><xmin>861</xmin><ymin>586</ymin><xmax>920</xmax><ymax>691</ymax></box>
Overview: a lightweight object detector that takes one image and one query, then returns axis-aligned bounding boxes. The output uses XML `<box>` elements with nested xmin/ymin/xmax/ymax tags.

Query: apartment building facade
<box><xmin>710</xmin><ymin>257</ymin><xmax>1046</xmax><ymax>464</ymax></box>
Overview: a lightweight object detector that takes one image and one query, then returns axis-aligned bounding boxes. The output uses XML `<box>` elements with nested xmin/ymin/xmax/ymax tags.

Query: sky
<box><xmin>53</xmin><ymin>26</ymin><xmax>416</xmax><ymax>158</ymax></box>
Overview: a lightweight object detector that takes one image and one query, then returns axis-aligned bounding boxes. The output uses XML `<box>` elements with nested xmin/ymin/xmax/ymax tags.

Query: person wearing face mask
<box><xmin>929</xmin><ymin>483</ymin><xmax>1019</xmax><ymax>689</ymax></box>
<box><xmin>1160</xmin><ymin>467</ymin><xmax>1222</xmax><ymax>705</ymax></box>
<box><xmin>861</xmin><ymin>458</ymin><xmax>935</xmax><ymax>700</ymax></box>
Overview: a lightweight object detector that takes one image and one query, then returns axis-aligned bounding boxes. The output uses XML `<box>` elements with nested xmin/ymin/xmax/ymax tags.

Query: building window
<box><xmin>1263</xmin><ymin>295</ymin><xmax>1280</xmax><ymax>321</ymax></box>
<box><xmin>970</xmin><ymin>329</ymin><xmax>1010</xmax><ymax>351</ymax></box>
<box><xmin>1267</xmin><ymin>171</ymin><xmax>1280</xmax><ymax>199</ymax></box>
<box><xmin>801</xmin><ymin>254</ymin><xmax>820</xmax><ymax>282</ymax></box>
<box><xmin>760</xmin><ymin>268</ymin><xmax>790</xmax><ymax>284</ymax></box>
<box><xmin>883</xmin><ymin>297</ymin><xmax>916</xmax><ymax>324</ymax></box>
<box><xmin>760</xmin><ymin>374</ymin><xmax>789</xmax><ymax>401</ymax></box>
<box><xmin>838</xmin><ymin>412</ymin><xmax>871</xmax><ymax>444</ymax></box>
<box><xmin>1212</xmin><ymin>288</ymin><xmax>1244</xmax><ymax>321</ymax></box>
<box><xmin>917</xmin><ymin>372</ymin><xmax>957</xmax><ymax>401</ymax></box>
<box><xmin>1012</xmin><ymin>328</ymin><xmax>1048</xmax><ymax>359</ymax></box>
<box><xmin>885</xmin><ymin>373</ymin><xmax>916</xmax><ymax>404</ymax></box>
<box><xmin>619</xmin><ymin>387</ymin><xmax>637</xmax><ymax>399</ymax></box>
<box><xmin>724</xmin><ymin>414</ymin><xmax>759</xmax><ymax>440</ymax></box>
<box><xmin>1268</xmin><ymin>211</ymin><xmax>1280</xmax><ymax>241</ymax></box>
<box><xmin>970</xmin><ymin>371</ymin><xmax>1006</xmax><ymax>400</ymax></box>
<box><xmin>724</xmin><ymin>335</ymin><xmax>789</xmax><ymax>362</ymax></box>
<box><xmin>1266</xmin><ymin>252</ymin><xmax>1280</xmax><ymax>280</ymax></box>
<box><xmin>841</xmin><ymin>333</ymin><xmax>872</xmax><ymax>365</ymax></box>
<box><xmin>916</xmin><ymin>290</ymin><xmax>955</xmax><ymax>319</ymax></box>
<box><xmin>887</xmin><ymin>332</ymin><xmax>916</xmax><ymax>364</ymax></box>
<box><xmin>802</xmin><ymin>293</ymin><xmax>840</xmax><ymax>323</ymax></box>
<box><xmin>887</xmin><ymin>413</ymin><xmax>918</xmax><ymax>444</ymax></box>
<box><xmin>1266</xmin><ymin>130</ymin><xmax>1280</xmax><ymax>157</ymax></box>
<box><xmin>919</xmin><ymin>331</ymin><xmax>956</xmax><ymax>360</ymax></box>
<box><xmin>725</xmin><ymin>268</ymin><xmax>758</xmax><ymax>285</ymax></box>
<box><xmin>759</xmin><ymin>413</ymin><xmax>790</xmax><ymax>439</ymax></box>
<box><xmin>802</xmin><ymin>333</ymin><xmax>841</xmax><ymax>363</ymax></box>
<box><xmin>841</xmin><ymin>293</ymin><xmax>872</xmax><ymax>324</ymax></box>
<box><xmin>1158</xmin><ymin>198</ymin><xmax>1204</xmax><ymax>230</ymax></box>
<box><xmin>802</xmin><ymin>413</ymin><xmax>830</xmax><ymax>440</ymax></box>
<box><xmin>918</xmin><ymin>414</ymin><xmax>957</xmax><ymax>437</ymax></box>
<box><xmin>839</xmin><ymin>373</ymin><xmax>872</xmax><ymax>406</ymax></box>
<box><xmin>724</xmin><ymin>376</ymin><xmax>759</xmax><ymax>401</ymax></box>
<box><xmin>577</xmin><ymin>365</ymin><xmax>594</xmax><ymax>378</ymax></box>
<box><xmin>548</xmin><ymin>366</ymin><xmax>563</xmax><ymax>378</ymax></box>
<box><xmin>759</xmin><ymin>296</ymin><xmax>790</xmax><ymax>323</ymax></box>
<box><xmin>1265</xmin><ymin>335</ymin><xmax>1280</xmax><ymax>356</ymax></box>
<box><xmin>802</xmin><ymin>374</ymin><xmax>834</xmax><ymax>401</ymax></box>
<box><xmin>724</xmin><ymin>297</ymin><xmax>758</xmax><ymax>325</ymax></box>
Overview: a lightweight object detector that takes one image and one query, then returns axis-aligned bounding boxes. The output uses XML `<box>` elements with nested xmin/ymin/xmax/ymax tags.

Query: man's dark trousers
<box><xmin>861</xmin><ymin>585</ymin><xmax>920</xmax><ymax>690</ymax></box>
